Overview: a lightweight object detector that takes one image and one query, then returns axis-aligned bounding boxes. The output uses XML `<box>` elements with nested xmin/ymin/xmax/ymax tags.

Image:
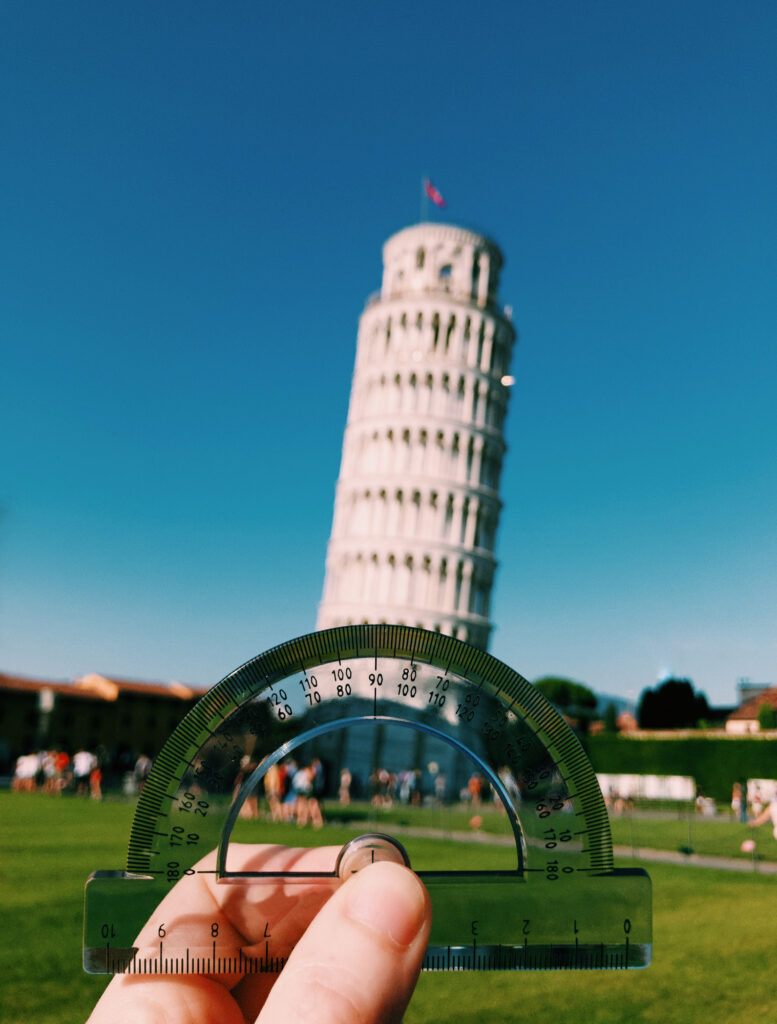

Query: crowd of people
<box><xmin>228</xmin><ymin>762</ymin><xmax>509</xmax><ymax>825</ymax></box>
<box><xmin>11</xmin><ymin>742</ymin><xmax>651</xmax><ymax>828</ymax></box>
<box><xmin>362</xmin><ymin>767</ymin><xmax>516</xmax><ymax>810</ymax></box>
<box><xmin>229</xmin><ymin>760</ymin><xmax>508</xmax><ymax>824</ymax></box>
<box><xmin>19</xmin><ymin>743</ymin><xmax>777</xmax><ymax>854</ymax></box>
<box><xmin>12</xmin><ymin>747</ymin><xmax>104</xmax><ymax>798</ymax></box>
<box><xmin>11</xmin><ymin>747</ymin><xmax>154</xmax><ymax>800</ymax></box>
<box><xmin>232</xmin><ymin>756</ymin><xmax>326</xmax><ymax>828</ymax></box>
<box><xmin>367</xmin><ymin>767</ymin><xmax>423</xmax><ymax>807</ymax></box>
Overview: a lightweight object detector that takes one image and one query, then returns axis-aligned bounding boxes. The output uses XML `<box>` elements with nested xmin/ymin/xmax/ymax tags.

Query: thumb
<box><xmin>257</xmin><ymin>861</ymin><xmax>431</xmax><ymax>1024</ymax></box>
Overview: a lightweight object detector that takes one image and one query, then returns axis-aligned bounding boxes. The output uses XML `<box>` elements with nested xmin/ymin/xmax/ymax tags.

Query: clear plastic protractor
<box><xmin>85</xmin><ymin>625</ymin><xmax>651</xmax><ymax>973</ymax></box>
<box><xmin>130</xmin><ymin>624</ymin><xmax>610</xmax><ymax>879</ymax></box>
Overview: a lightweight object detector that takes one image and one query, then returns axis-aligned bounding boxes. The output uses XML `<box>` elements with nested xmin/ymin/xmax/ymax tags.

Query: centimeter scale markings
<box><xmin>84</xmin><ymin>625</ymin><xmax>651</xmax><ymax>975</ymax></box>
<box><xmin>101</xmin><ymin>943</ymin><xmax>632</xmax><ymax>976</ymax></box>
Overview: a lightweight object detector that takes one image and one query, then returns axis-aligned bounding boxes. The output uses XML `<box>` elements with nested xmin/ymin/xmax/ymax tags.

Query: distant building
<box><xmin>726</xmin><ymin>687</ymin><xmax>777</xmax><ymax>734</ymax></box>
<box><xmin>736</xmin><ymin>677</ymin><xmax>774</xmax><ymax>706</ymax></box>
<box><xmin>0</xmin><ymin>671</ymin><xmax>206</xmax><ymax>774</ymax></box>
<box><xmin>317</xmin><ymin>222</ymin><xmax>517</xmax><ymax>650</ymax></box>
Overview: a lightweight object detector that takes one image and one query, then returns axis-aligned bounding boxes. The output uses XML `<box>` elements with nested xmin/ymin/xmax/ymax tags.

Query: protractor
<box><xmin>84</xmin><ymin>625</ymin><xmax>651</xmax><ymax>974</ymax></box>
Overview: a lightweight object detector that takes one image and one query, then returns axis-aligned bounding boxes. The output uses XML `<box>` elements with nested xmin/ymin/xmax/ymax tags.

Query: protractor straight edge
<box><xmin>84</xmin><ymin>624</ymin><xmax>651</xmax><ymax>974</ymax></box>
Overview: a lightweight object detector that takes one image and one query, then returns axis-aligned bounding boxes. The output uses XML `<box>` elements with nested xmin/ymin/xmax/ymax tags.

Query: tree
<box><xmin>757</xmin><ymin>703</ymin><xmax>776</xmax><ymax>730</ymax></box>
<box><xmin>636</xmin><ymin>677</ymin><xmax>710</xmax><ymax>729</ymax></box>
<box><xmin>603</xmin><ymin>702</ymin><xmax>619</xmax><ymax>733</ymax></box>
<box><xmin>534</xmin><ymin>677</ymin><xmax>598</xmax><ymax>731</ymax></box>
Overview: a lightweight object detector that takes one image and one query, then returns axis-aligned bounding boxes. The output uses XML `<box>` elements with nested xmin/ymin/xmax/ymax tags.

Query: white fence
<box><xmin>596</xmin><ymin>773</ymin><xmax>696</xmax><ymax>802</ymax></box>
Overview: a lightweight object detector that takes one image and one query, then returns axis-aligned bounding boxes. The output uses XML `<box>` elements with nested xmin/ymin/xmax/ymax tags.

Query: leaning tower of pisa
<box><xmin>317</xmin><ymin>222</ymin><xmax>517</xmax><ymax>650</ymax></box>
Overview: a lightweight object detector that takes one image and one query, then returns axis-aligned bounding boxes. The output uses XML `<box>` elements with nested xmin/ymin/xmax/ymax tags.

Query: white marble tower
<box><xmin>317</xmin><ymin>222</ymin><xmax>516</xmax><ymax>650</ymax></box>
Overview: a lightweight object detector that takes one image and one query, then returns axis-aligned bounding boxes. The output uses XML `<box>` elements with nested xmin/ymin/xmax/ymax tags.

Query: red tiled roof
<box><xmin>727</xmin><ymin>688</ymin><xmax>777</xmax><ymax>721</ymax></box>
<box><xmin>0</xmin><ymin>671</ymin><xmax>209</xmax><ymax>702</ymax></box>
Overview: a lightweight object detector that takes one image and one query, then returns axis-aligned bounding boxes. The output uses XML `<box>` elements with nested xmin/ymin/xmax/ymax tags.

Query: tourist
<box><xmin>750</xmin><ymin>789</ymin><xmax>777</xmax><ymax>840</ymax></box>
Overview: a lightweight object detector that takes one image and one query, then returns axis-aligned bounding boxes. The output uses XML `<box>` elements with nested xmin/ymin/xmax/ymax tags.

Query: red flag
<box><xmin>424</xmin><ymin>178</ymin><xmax>446</xmax><ymax>208</ymax></box>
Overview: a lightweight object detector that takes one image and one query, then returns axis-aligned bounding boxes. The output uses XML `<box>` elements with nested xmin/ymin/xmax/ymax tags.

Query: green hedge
<box><xmin>584</xmin><ymin>735</ymin><xmax>777</xmax><ymax>802</ymax></box>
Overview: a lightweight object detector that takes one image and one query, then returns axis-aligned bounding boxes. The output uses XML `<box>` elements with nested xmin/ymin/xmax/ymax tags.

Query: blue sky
<box><xmin>2</xmin><ymin>1</ymin><xmax>775</xmax><ymax>706</ymax></box>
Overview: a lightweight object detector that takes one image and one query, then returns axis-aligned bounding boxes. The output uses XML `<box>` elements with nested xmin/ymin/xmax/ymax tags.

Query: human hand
<box><xmin>87</xmin><ymin>843</ymin><xmax>432</xmax><ymax>1023</ymax></box>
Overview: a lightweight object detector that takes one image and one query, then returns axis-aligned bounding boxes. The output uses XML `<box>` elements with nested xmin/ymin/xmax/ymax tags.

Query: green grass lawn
<box><xmin>323</xmin><ymin>799</ymin><xmax>777</xmax><ymax>863</ymax></box>
<box><xmin>608</xmin><ymin>811</ymin><xmax>777</xmax><ymax>863</ymax></box>
<box><xmin>3</xmin><ymin>792</ymin><xmax>777</xmax><ymax>1023</ymax></box>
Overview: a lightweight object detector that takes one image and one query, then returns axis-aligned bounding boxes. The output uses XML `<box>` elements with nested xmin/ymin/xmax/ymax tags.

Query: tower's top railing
<box><xmin>380</xmin><ymin>223</ymin><xmax>505</xmax><ymax>312</ymax></box>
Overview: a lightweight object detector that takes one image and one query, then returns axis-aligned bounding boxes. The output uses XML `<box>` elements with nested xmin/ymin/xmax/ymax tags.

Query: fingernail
<box><xmin>345</xmin><ymin>862</ymin><xmax>427</xmax><ymax>948</ymax></box>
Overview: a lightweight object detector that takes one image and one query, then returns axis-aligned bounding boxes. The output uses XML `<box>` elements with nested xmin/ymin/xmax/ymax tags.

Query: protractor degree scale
<box><xmin>84</xmin><ymin>625</ymin><xmax>651</xmax><ymax>974</ymax></box>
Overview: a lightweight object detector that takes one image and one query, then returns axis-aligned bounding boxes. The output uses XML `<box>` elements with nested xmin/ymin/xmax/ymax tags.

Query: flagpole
<box><xmin>420</xmin><ymin>176</ymin><xmax>428</xmax><ymax>223</ymax></box>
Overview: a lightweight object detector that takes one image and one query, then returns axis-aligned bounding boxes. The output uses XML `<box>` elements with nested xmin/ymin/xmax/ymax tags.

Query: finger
<box><xmin>209</xmin><ymin>842</ymin><xmax>342</xmax><ymax>946</ymax></box>
<box><xmin>218</xmin><ymin>845</ymin><xmax>342</xmax><ymax>1017</ymax></box>
<box><xmin>229</xmin><ymin>873</ymin><xmax>339</xmax><ymax>1017</ymax></box>
<box><xmin>86</xmin><ymin>975</ymin><xmax>244</xmax><ymax>1024</ymax></box>
<box><xmin>256</xmin><ymin>862</ymin><xmax>431</xmax><ymax>1024</ymax></box>
<box><xmin>88</xmin><ymin>843</ymin><xmax>343</xmax><ymax>1023</ymax></box>
<box><xmin>131</xmin><ymin>843</ymin><xmax>340</xmax><ymax>985</ymax></box>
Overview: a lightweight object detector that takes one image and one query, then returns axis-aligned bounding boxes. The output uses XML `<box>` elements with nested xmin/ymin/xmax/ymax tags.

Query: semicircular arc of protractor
<box><xmin>126</xmin><ymin>624</ymin><xmax>613</xmax><ymax>882</ymax></box>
